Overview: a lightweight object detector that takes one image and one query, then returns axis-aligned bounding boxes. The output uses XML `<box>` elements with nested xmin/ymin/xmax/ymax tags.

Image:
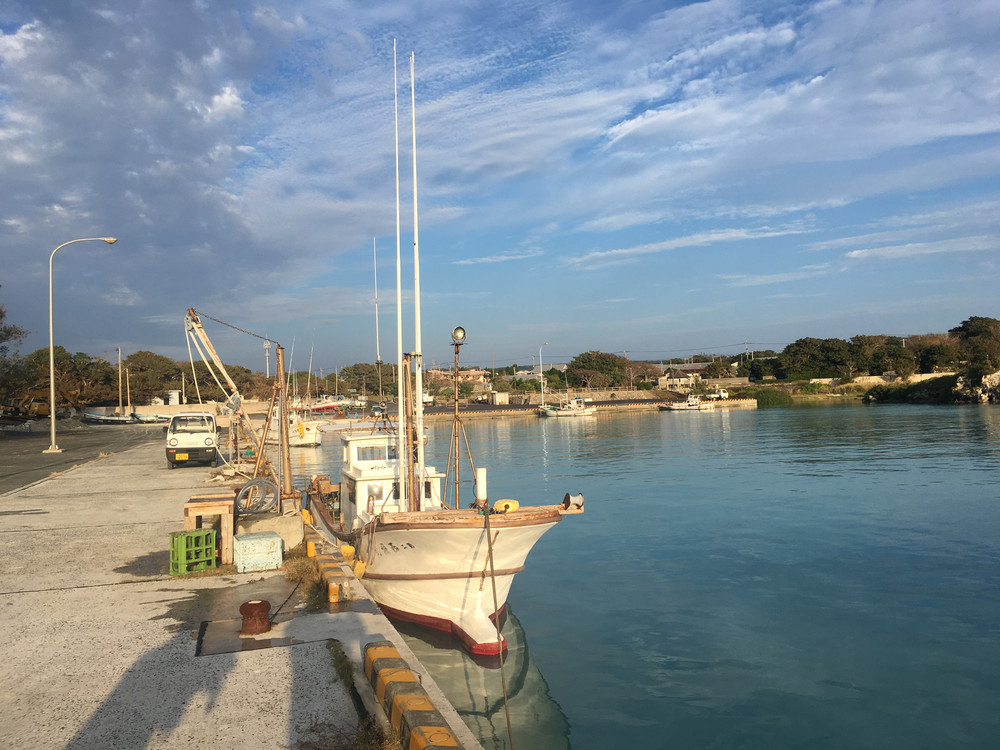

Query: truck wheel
<box><xmin>167</xmin><ymin>460</ymin><xmax>175</xmax><ymax>470</ymax></box>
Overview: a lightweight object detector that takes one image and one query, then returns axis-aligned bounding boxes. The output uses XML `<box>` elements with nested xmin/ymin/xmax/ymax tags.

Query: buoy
<box><xmin>353</xmin><ymin>560</ymin><xmax>366</xmax><ymax>579</ymax></box>
<box><xmin>340</xmin><ymin>544</ymin><xmax>356</xmax><ymax>561</ymax></box>
<box><xmin>494</xmin><ymin>499</ymin><xmax>519</xmax><ymax>513</ymax></box>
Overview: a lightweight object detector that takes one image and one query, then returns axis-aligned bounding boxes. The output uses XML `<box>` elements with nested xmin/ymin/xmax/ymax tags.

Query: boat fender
<box><xmin>494</xmin><ymin>499</ymin><xmax>519</xmax><ymax>513</ymax></box>
<box><xmin>353</xmin><ymin>560</ymin><xmax>366</xmax><ymax>579</ymax></box>
<box><xmin>340</xmin><ymin>544</ymin><xmax>356</xmax><ymax>561</ymax></box>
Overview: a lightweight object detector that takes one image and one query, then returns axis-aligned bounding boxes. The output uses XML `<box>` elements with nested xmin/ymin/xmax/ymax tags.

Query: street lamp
<box><xmin>44</xmin><ymin>237</ymin><xmax>118</xmax><ymax>454</ymax></box>
<box><xmin>539</xmin><ymin>342</ymin><xmax>549</xmax><ymax>406</ymax></box>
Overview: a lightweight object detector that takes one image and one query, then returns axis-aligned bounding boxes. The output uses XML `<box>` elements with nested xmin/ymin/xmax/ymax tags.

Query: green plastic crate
<box><xmin>169</xmin><ymin>529</ymin><xmax>217</xmax><ymax>575</ymax></box>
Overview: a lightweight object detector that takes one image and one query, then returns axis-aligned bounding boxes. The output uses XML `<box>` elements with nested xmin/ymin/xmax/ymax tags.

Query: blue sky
<box><xmin>1</xmin><ymin>0</ymin><xmax>997</xmax><ymax>374</ymax></box>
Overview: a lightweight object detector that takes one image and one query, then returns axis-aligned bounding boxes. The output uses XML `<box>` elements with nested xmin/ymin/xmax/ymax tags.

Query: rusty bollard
<box><xmin>239</xmin><ymin>600</ymin><xmax>271</xmax><ymax>636</ymax></box>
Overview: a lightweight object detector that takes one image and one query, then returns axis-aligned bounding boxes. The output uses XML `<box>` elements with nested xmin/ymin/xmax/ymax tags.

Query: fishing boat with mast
<box><xmin>306</xmin><ymin>47</ymin><xmax>583</xmax><ymax>656</ymax></box>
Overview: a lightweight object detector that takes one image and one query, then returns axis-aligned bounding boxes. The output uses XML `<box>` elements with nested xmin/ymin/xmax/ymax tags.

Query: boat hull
<box><xmin>355</xmin><ymin>508</ymin><xmax>568</xmax><ymax>655</ymax></box>
<box><xmin>538</xmin><ymin>406</ymin><xmax>596</xmax><ymax>417</ymax></box>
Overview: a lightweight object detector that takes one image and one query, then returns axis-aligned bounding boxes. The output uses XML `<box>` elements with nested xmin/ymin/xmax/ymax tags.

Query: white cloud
<box><xmin>845</xmin><ymin>236</ymin><xmax>997</xmax><ymax>260</ymax></box>
<box><xmin>565</xmin><ymin>227</ymin><xmax>809</xmax><ymax>270</ymax></box>
<box><xmin>452</xmin><ymin>249</ymin><xmax>543</xmax><ymax>265</ymax></box>
<box><xmin>1</xmin><ymin>0</ymin><xmax>998</xmax><ymax>368</ymax></box>
<box><xmin>718</xmin><ymin>264</ymin><xmax>836</xmax><ymax>287</ymax></box>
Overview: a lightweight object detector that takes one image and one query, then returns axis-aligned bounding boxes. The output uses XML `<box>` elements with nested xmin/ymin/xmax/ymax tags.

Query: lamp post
<box><xmin>539</xmin><ymin>342</ymin><xmax>549</xmax><ymax>406</ymax></box>
<box><xmin>44</xmin><ymin>237</ymin><xmax>118</xmax><ymax>454</ymax></box>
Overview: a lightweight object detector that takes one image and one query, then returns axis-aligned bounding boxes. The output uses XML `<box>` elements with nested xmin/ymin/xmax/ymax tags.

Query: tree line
<box><xmin>1</xmin><ymin>291</ymin><xmax>998</xmax><ymax>410</ymax></box>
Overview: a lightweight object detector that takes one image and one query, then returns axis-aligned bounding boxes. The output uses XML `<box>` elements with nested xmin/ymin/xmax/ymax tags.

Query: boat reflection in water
<box><xmin>395</xmin><ymin>608</ymin><xmax>570</xmax><ymax>750</ymax></box>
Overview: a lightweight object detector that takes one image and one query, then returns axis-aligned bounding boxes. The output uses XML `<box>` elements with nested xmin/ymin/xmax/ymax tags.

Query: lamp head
<box><xmin>451</xmin><ymin>326</ymin><xmax>466</xmax><ymax>344</ymax></box>
<box><xmin>102</xmin><ymin>237</ymin><xmax>118</xmax><ymax>244</ymax></box>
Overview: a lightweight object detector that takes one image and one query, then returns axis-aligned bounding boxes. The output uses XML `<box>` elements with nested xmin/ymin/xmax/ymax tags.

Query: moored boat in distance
<box><xmin>538</xmin><ymin>396</ymin><xmax>597</xmax><ymax>418</ymax></box>
<box><xmin>82</xmin><ymin>411</ymin><xmax>137</xmax><ymax>424</ymax></box>
<box><xmin>262</xmin><ymin>412</ymin><xmax>325</xmax><ymax>447</ymax></box>
<box><xmin>661</xmin><ymin>394</ymin><xmax>713</xmax><ymax>411</ymax></box>
<box><xmin>660</xmin><ymin>392</ymin><xmax>758</xmax><ymax>411</ymax></box>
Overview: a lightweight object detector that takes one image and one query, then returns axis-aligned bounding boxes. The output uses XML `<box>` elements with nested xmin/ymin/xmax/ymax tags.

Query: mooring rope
<box><xmin>191</xmin><ymin>309</ymin><xmax>275</xmax><ymax>344</ymax></box>
<box><xmin>482</xmin><ymin>509</ymin><xmax>516</xmax><ymax>750</ymax></box>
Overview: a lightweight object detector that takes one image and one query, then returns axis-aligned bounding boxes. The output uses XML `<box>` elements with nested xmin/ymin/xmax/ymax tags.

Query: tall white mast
<box><xmin>374</xmin><ymin>237</ymin><xmax>384</xmax><ymax>400</ymax></box>
<box><xmin>393</xmin><ymin>39</ymin><xmax>407</xmax><ymax>508</ymax></box>
<box><xmin>373</xmin><ymin>237</ymin><xmax>382</xmax><ymax>366</ymax></box>
<box><xmin>410</xmin><ymin>52</ymin><xmax>426</xmax><ymax>489</ymax></box>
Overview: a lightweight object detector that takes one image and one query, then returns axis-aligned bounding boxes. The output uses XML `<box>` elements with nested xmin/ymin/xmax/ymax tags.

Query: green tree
<box><xmin>0</xmin><ymin>287</ymin><xmax>28</xmax><ymax>358</ymax></box>
<box><xmin>777</xmin><ymin>338</ymin><xmax>824</xmax><ymax>379</ymax></box>
<box><xmin>703</xmin><ymin>360</ymin><xmax>731</xmax><ymax>379</ymax></box>
<box><xmin>738</xmin><ymin>357</ymin><xmax>776</xmax><ymax>380</ymax></box>
<box><xmin>848</xmin><ymin>335</ymin><xmax>888</xmax><ymax>375</ymax></box>
<box><xmin>542</xmin><ymin>367</ymin><xmax>566</xmax><ymax>390</ymax></box>
<box><xmin>914</xmin><ymin>337</ymin><xmax>961</xmax><ymax>373</ymax></box>
<box><xmin>877</xmin><ymin>345</ymin><xmax>917</xmax><ymax>379</ymax></box>
<box><xmin>0</xmin><ymin>288</ymin><xmax>30</xmax><ymax>402</ymax></box>
<box><xmin>572</xmin><ymin>369</ymin><xmax>611</xmax><ymax>389</ymax></box>
<box><xmin>22</xmin><ymin>347</ymin><xmax>118</xmax><ymax>406</ymax></box>
<box><xmin>949</xmin><ymin>316</ymin><xmax>1000</xmax><ymax>385</ymax></box>
<box><xmin>566</xmin><ymin>351</ymin><xmax>627</xmax><ymax>387</ymax></box>
<box><xmin>337</xmin><ymin>362</ymin><xmax>383</xmax><ymax>398</ymax></box>
<box><xmin>125</xmin><ymin>351</ymin><xmax>181</xmax><ymax>406</ymax></box>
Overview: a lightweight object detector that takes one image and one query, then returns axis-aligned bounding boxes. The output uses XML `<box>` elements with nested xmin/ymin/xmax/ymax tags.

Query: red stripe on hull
<box><xmin>376</xmin><ymin>601</ymin><xmax>509</xmax><ymax>656</ymax></box>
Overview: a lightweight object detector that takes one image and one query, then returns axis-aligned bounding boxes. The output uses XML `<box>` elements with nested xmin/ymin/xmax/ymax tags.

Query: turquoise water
<box><xmin>293</xmin><ymin>404</ymin><xmax>1000</xmax><ymax>749</ymax></box>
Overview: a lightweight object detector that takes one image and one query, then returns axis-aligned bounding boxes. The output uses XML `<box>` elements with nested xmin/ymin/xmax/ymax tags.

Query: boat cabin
<box><xmin>339</xmin><ymin>430</ymin><xmax>445</xmax><ymax>530</ymax></box>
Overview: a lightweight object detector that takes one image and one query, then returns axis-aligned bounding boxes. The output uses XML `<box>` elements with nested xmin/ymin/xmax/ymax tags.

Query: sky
<box><xmin>1</xmin><ymin>0</ymin><xmax>998</xmax><ymax>375</ymax></box>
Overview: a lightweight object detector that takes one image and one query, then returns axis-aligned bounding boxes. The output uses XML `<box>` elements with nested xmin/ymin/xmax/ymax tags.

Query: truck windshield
<box><xmin>170</xmin><ymin>417</ymin><xmax>213</xmax><ymax>433</ymax></box>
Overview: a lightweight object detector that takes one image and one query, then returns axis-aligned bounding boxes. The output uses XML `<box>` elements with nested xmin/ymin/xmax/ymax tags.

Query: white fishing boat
<box><xmin>538</xmin><ymin>396</ymin><xmax>597</xmax><ymax>418</ymax></box>
<box><xmin>82</xmin><ymin>411</ymin><xmax>135</xmax><ymax>425</ymax></box>
<box><xmin>306</xmin><ymin>46</ymin><xmax>583</xmax><ymax>656</ymax></box>
<box><xmin>262</xmin><ymin>413</ymin><xmax>325</xmax><ymax>447</ymax></box>
<box><xmin>311</xmin><ymin>425</ymin><xmax>581</xmax><ymax>655</ymax></box>
<box><xmin>661</xmin><ymin>394</ymin><xmax>715</xmax><ymax>411</ymax></box>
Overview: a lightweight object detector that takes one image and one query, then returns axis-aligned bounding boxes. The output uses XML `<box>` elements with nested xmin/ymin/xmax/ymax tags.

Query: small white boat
<box><xmin>263</xmin><ymin>414</ymin><xmax>325</xmax><ymax>447</ymax></box>
<box><xmin>661</xmin><ymin>394</ymin><xmax>715</xmax><ymax>411</ymax></box>
<box><xmin>131</xmin><ymin>412</ymin><xmax>169</xmax><ymax>423</ymax></box>
<box><xmin>538</xmin><ymin>396</ymin><xmax>597</xmax><ymax>418</ymax></box>
<box><xmin>82</xmin><ymin>412</ymin><xmax>135</xmax><ymax>424</ymax></box>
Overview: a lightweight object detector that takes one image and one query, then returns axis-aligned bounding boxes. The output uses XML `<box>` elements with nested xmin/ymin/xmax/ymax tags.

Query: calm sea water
<box><xmin>290</xmin><ymin>404</ymin><xmax>1000</xmax><ymax>749</ymax></box>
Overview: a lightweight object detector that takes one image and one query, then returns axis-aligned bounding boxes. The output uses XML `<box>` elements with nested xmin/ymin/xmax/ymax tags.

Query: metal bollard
<box><xmin>239</xmin><ymin>600</ymin><xmax>271</xmax><ymax>635</ymax></box>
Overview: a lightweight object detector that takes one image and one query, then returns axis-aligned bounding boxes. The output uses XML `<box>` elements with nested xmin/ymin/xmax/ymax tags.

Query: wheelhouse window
<box><xmin>357</xmin><ymin>445</ymin><xmax>397</xmax><ymax>461</ymax></box>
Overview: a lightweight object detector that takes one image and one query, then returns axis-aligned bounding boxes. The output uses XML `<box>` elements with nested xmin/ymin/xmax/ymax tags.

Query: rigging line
<box><xmin>186</xmin><ymin>327</ymin><xmax>229</xmax><ymax>403</ymax></box>
<box><xmin>482</xmin><ymin>508</ymin><xmax>516</xmax><ymax>750</ymax></box>
<box><xmin>185</xmin><ymin>328</ymin><xmax>205</xmax><ymax>408</ymax></box>
<box><xmin>190</xmin><ymin>308</ymin><xmax>276</xmax><ymax>344</ymax></box>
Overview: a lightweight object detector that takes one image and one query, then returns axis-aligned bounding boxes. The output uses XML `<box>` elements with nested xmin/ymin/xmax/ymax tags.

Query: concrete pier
<box><xmin>0</xmin><ymin>430</ymin><xmax>480</xmax><ymax>749</ymax></box>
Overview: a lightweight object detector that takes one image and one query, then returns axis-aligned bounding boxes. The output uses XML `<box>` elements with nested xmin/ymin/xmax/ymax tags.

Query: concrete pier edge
<box><xmin>301</xmin><ymin>525</ymin><xmax>479</xmax><ymax>749</ymax></box>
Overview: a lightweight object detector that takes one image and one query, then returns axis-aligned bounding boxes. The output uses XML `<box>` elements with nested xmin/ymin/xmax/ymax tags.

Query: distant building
<box><xmin>425</xmin><ymin>368</ymin><xmax>489</xmax><ymax>384</ymax></box>
<box><xmin>658</xmin><ymin>369</ymin><xmax>700</xmax><ymax>390</ymax></box>
<box><xmin>513</xmin><ymin>363</ymin><xmax>568</xmax><ymax>381</ymax></box>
